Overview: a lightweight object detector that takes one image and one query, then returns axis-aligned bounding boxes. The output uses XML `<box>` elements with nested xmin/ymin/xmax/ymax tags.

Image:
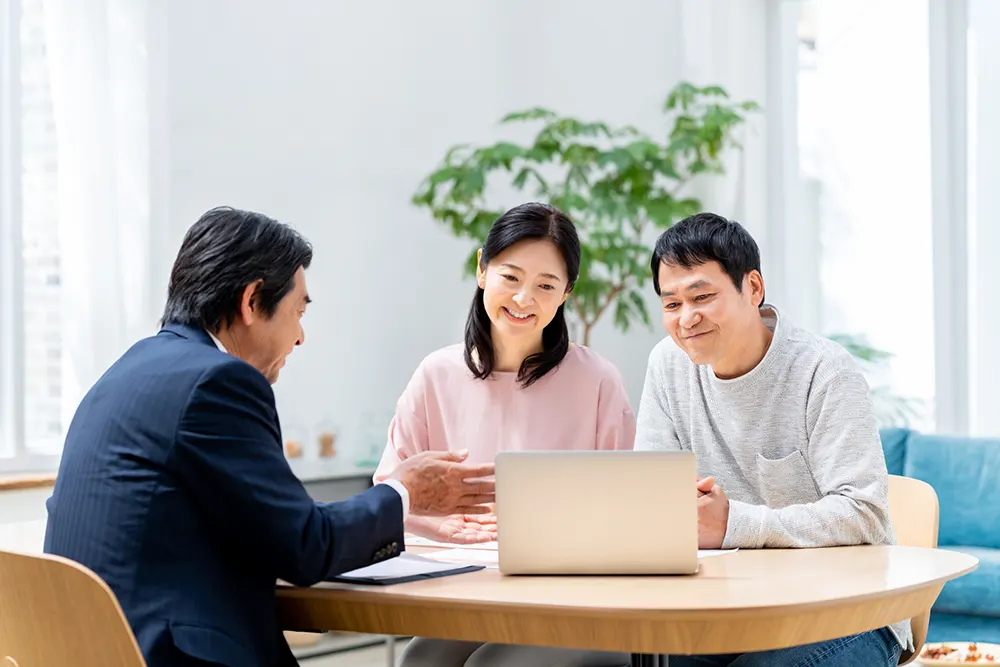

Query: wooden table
<box><xmin>275</xmin><ymin>545</ymin><xmax>978</xmax><ymax>663</ymax></box>
<box><xmin>1</xmin><ymin>522</ymin><xmax>978</xmax><ymax>662</ymax></box>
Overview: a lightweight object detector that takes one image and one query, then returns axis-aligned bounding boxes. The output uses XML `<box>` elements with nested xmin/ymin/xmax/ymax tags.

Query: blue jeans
<box><xmin>667</xmin><ymin>627</ymin><xmax>902</xmax><ymax>667</ymax></box>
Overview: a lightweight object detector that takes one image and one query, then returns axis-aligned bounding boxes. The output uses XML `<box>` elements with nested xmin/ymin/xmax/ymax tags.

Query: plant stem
<box><xmin>591</xmin><ymin>284</ymin><xmax>625</xmax><ymax>326</ymax></box>
<box><xmin>568</xmin><ymin>293</ymin><xmax>582</xmax><ymax>316</ymax></box>
<box><xmin>574</xmin><ymin>283</ymin><xmax>626</xmax><ymax>348</ymax></box>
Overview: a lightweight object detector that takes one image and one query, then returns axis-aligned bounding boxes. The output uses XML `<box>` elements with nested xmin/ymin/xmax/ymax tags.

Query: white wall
<box><xmin>160</xmin><ymin>0</ymin><xmax>694</xmax><ymax>458</ymax></box>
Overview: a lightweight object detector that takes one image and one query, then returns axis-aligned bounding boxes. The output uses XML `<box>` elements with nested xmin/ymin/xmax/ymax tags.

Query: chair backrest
<box><xmin>887</xmin><ymin>474</ymin><xmax>940</xmax><ymax>665</ymax></box>
<box><xmin>0</xmin><ymin>549</ymin><xmax>146</xmax><ymax>667</ymax></box>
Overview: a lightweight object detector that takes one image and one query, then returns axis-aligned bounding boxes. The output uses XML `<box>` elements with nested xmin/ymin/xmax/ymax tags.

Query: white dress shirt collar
<box><xmin>206</xmin><ymin>330</ymin><xmax>228</xmax><ymax>353</ymax></box>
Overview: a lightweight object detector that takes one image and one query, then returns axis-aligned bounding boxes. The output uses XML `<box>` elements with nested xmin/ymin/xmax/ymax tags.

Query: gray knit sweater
<box><xmin>634</xmin><ymin>305</ymin><xmax>911</xmax><ymax>650</ymax></box>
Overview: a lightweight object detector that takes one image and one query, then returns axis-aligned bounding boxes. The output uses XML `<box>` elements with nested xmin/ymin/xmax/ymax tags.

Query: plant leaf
<box><xmin>501</xmin><ymin>108</ymin><xmax>557</xmax><ymax>123</ymax></box>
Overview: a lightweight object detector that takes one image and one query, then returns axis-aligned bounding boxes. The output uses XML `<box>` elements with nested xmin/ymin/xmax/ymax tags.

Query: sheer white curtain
<box><xmin>677</xmin><ymin>0</ymin><xmax>770</xmax><ymax>233</ymax></box>
<box><xmin>41</xmin><ymin>0</ymin><xmax>153</xmax><ymax>428</ymax></box>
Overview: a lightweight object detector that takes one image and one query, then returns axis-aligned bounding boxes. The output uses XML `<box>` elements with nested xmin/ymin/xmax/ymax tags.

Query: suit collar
<box><xmin>159</xmin><ymin>322</ymin><xmax>217</xmax><ymax>348</ymax></box>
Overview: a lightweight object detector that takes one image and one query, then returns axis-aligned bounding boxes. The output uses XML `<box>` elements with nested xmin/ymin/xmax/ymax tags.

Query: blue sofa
<box><xmin>880</xmin><ymin>428</ymin><xmax>1000</xmax><ymax>644</ymax></box>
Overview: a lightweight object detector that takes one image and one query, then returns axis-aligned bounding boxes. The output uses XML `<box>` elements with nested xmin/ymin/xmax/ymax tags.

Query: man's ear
<box><xmin>746</xmin><ymin>270</ymin><xmax>765</xmax><ymax>308</ymax></box>
<box><xmin>239</xmin><ymin>279</ymin><xmax>264</xmax><ymax>325</ymax></box>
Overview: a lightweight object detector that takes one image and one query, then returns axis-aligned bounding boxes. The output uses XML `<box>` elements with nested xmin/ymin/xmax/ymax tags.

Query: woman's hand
<box><xmin>407</xmin><ymin>512</ymin><xmax>497</xmax><ymax>545</ymax></box>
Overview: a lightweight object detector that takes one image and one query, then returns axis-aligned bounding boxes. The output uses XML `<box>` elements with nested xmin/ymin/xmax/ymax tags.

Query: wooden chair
<box><xmin>0</xmin><ymin>549</ymin><xmax>146</xmax><ymax>667</ymax></box>
<box><xmin>887</xmin><ymin>474</ymin><xmax>941</xmax><ymax>665</ymax></box>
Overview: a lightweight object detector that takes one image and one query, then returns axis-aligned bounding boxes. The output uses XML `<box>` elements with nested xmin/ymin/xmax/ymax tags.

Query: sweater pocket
<box><xmin>755</xmin><ymin>450</ymin><xmax>820</xmax><ymax>508</ymax></box>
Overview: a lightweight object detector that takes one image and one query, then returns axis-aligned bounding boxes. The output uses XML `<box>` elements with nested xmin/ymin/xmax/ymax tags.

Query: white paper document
<box><xmin>405</xmin><ymin>535</ymin><xmax>499</xmax><ymax>551</ymax></box>
<box><xmin>424</xmin><ymin>548</ymin><xmax>500</xmax><ymax>568</ymax></box>
<box><xmin>336</xmin><ymin>552</ymin><xmax>472</xmax><ymax>581</ymax></box>
<box><xmin>421</xmin><ymin>548</ymin><xmax>738</xmax><ymax>570</ymax></box>
<box><xmin>405</xmin><ymin>535</ymin><xmax>736</xmax><ymax>560</ymax></box>
<box><xmin>697</xmin><ymin>549</ymin><xmax>738</xmax><ymax>558</ymax></box>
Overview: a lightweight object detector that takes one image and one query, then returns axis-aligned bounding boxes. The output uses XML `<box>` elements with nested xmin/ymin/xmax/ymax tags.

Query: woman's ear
<box><xmin>476</xmin><ymin>248</ymin><xmax>485</xmax><ymax>289</ymax></box>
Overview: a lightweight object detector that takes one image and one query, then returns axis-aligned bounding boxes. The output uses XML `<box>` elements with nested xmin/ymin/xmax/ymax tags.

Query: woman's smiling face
<box><xmin>477</xmin><ymin>238</ymin><xmax>569</xmax><ymax>343</ymax></box>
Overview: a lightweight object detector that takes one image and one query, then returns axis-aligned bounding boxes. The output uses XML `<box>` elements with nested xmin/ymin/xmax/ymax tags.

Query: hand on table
<box><xmin>696</xmin><ymin>475</ymin><xmax>730</xmax><ymax>549</ymax></box>
<box><xmin>407</xmin><ymin>513</ymin><xmax>498</xmax><ymax>545</ymax></box>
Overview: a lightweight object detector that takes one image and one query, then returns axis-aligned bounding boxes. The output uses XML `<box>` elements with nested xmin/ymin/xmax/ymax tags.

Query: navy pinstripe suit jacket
<box><xmin>44</xmin><ymin>324</ymin><xmax>404</xmax><ymax>667</ymax></box>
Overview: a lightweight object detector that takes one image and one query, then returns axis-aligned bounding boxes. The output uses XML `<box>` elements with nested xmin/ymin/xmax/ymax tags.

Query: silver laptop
<box><xmin>495</xmin><ymin>450</ymin><xmax>698</xmax><ymax>575</ymax></box>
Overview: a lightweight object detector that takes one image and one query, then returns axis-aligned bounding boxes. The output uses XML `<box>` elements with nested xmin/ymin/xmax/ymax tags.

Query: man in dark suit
<box><xmin>44</xmin><ymin>206</ymin><xmax>494</xmax><ymax>667</ymax></box>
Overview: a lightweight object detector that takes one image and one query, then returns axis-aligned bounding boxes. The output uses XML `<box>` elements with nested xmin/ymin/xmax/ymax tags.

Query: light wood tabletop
<box><xmin>274</xmin><ymin>544</ymin><xmax>978</xmax><ymax>656</ymax></box>
<box><xmin>0</xmin><ymin>521</ymin><xmax>978</xmax><ymax>656</ymax></box>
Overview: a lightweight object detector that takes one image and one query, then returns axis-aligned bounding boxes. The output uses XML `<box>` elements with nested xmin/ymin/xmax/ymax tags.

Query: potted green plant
<box><xmin>412</xmin><ymin>81</ymin><xmax>759</xmax><ymax>346</ymax></box>
<box><xmin>412</xmin><ymin>82</ymin><xmax>918</xmax><ymax>427</ymax></box>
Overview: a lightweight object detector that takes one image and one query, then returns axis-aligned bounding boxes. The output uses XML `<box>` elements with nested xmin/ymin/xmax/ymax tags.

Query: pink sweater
<box><xmin>374</xmin><ymin>343</ymin><xmax>636</xmax><ymax>478</ymax></box>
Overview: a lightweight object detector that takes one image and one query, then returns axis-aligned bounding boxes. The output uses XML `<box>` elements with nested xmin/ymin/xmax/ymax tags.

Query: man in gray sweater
<box><xmin>635</xmin><ymin>213</ymin><xmax>911</xmax><ymax>667</ymax></box>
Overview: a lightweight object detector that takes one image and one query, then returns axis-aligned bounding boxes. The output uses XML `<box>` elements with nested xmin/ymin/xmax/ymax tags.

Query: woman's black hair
<box><xmin>464</xmin><ymin>202</ymin><xmax>581</xmax><ymax>387</ymax></box>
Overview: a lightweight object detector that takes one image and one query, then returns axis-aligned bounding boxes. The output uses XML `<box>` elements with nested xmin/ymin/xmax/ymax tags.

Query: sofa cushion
<box><xmin>879</xmin><ymin>428</ymin><xmax>909</xmax><ymax>476</ymax></box>
<box><xmin>928</xmin><ymin>611</ymin><xmax>1000</xmax><ymax>644</ymax></box>
<box><xmin>903</xmin><ymin>433</ymin><xmax>1000</xmax><ymax>549</ymax></box>
<box><xmin>933</xmin><ymin>547</ymin><xmax>1000</xmax><ymax>617</ymax></box>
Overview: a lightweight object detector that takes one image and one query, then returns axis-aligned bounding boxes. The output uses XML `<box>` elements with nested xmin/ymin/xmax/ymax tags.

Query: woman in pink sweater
<box><xmin>375</xmin><ymin>202</ymin><xmax>634</xmax><ymax>667</ymax></box>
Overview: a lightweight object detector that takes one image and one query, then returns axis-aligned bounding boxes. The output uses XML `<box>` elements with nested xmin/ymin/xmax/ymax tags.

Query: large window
<box><xmin>775</xmin><ymin>0</ymin><xmax>998</xmax><ymax>436</ymax></box>
<box><xmin>1</xmin><ymin>0</ymin><xmax>153</xmax><ymax>472</ymax></box>
<box><xmin>794</xmin><ymin>0</ymin><xmax>936</xmax><ymax>430</ymax></box>
<box><xmin>20</xmin><ymin>0</ymin><xmax>63</xmax><ymax>456</ymax></box>
<box><xmin>1</xmin><ymin>0</ymin><xmax>64</xmax><ymax>471</ymax></box>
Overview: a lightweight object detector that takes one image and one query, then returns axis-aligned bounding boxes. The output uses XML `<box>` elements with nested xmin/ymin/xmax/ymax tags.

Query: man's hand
<box><xmin>407</xmin><ymin>513</ymin><xmax>498</xmax><ymax>545</ymax></box>
<box><xmin>696</xmin><ymin>476</ymin><xmax>730</xmax><ymax>549</ymax></box>
<box><xmin>387</xmin><ymin>450</ymin><xmax>495</xmax><ymax>517</ymax></box>
<box><xmin>696</xmin><ymin>476</ymin><xmax>714</xmax><ymax>495</ymax></box>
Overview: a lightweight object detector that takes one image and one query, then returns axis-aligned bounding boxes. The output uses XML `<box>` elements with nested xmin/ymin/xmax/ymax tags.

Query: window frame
<box><xmin>928</xmin><ymin>0</ymin><xmax>971</xmax><ymax>436</ymax></box>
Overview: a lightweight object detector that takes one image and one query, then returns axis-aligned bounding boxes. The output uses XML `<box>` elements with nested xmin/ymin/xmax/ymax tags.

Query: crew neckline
<box><xmin>705</xmin><ymin>304</ymin><xmax>784</xmax><ymax>391</ymax></box>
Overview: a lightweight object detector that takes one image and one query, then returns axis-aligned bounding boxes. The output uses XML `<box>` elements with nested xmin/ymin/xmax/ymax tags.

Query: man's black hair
<box><xmin>161</xmin><ymin>206</ymin><xmax>313</xmax><ymax>330</ymax></box>
<box><xmin>650</xmin><ymin>212</ymin><xmax>763</xmax><ymax>304</ymax></box>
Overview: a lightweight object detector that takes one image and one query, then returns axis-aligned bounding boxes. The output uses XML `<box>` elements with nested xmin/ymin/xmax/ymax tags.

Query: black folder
<box><xmin>328</xmin><ymin>564</ymin><xmax>485</xmax><ymax>586</ymax></box>
<box><xmin>325</xmin><ymin>553</ymin><xmax>487</xmax><ymax>586</ymax></box>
